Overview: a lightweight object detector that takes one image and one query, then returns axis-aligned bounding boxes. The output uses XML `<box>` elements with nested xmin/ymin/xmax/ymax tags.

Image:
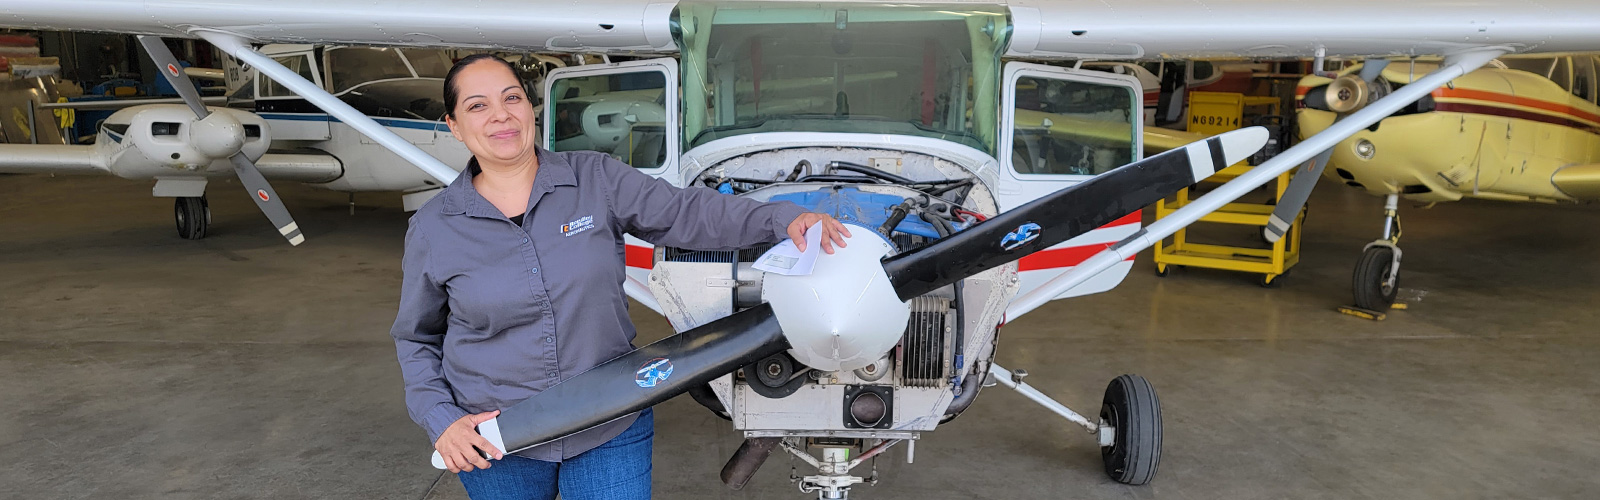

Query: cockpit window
<box><xmin>259</xmin><ymin>54</ymin><xmax>318</xmax><ymax>98</ymax></box>
<box><xmin>1500</xmin><ymin>57</ymin><xmax>1556</xmax><ymax>79</ymax></box>
<box><xmin>326</xmin><ymin>47</ymin><xmax>415</xmax><ymax>94</ymax></box>
<box><xmin>674</xmin><ymin>2</ymin><xmax>1009</xmax><ymax>154</ymax></box>
<box><xmin>402</xmin><ymin>49</ymin><xmax>451</xmax><ymax>79</ymax></box>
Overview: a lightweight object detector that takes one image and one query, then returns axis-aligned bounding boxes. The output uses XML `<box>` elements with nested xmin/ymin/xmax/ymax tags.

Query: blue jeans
<box><xmin>457</xmin><ymin>408</ymin><xmax>653</xmax><ymax>500</ymax></box>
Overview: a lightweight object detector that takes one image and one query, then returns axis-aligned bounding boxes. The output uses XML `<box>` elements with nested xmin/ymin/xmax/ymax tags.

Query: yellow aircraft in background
<box><xmin>1296</xmin><ymin>55</ymin><xmax>1600</xmax><ymax>311</ymax></box>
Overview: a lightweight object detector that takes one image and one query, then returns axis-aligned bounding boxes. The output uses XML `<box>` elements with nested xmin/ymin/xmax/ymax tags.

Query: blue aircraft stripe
<box><xmin>257</xmin><ymin>113</ymin><xmax>451</xmax><ymax>132</ymax></box>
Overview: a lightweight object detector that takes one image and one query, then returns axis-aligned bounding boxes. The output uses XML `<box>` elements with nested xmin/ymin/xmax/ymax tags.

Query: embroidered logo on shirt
<box><xmin>636</xmin><ymin>357</ymin><xmax>674</xmax><ymax>388</ymax></box>
<box><xmin>560</xmin><ymin>215</ymin><xmax>595</xmax><ymax>237</ymax></box>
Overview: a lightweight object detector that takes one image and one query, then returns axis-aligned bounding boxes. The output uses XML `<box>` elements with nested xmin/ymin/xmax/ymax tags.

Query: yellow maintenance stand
<box><xmin>1153</xmin><ymin>91</ymin><xmax>1304</xmax><ymax>287</ymax></box>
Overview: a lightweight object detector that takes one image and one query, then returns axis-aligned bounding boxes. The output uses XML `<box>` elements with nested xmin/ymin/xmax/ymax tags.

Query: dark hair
<box><xmin>443</xmin><ymin>54</ymin><xmax>520</xmax><ymax>119</ymax></box>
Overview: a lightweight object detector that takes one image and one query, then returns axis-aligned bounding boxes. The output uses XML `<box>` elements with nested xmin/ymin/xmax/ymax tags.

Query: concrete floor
<box><xmin>3</xmin><ymin>173</ymin><xmax>1599</xmax><ymax>500</ymax></box>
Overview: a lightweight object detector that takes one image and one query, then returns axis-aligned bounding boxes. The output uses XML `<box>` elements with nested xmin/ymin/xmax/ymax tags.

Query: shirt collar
<box><xmin>440</xmin><ymin>147</ymin><xmax>578</xmax><ymax>217</ymax></box>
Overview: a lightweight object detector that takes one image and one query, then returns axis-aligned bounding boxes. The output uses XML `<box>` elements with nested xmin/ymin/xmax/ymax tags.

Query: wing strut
<box><xmin>192</xmin><ymin>31</ymin><xmax>662</xmax><ymax>305</ymax></box>
<box><xmin>194</xmin><ymin>31</ymin><xmax>459</xmax><ymax>185</ymax></box>
<box><xmin>1003</xmin><ymin>47</ymin><xmax>1509</xmax><ymax>321</ymax></box>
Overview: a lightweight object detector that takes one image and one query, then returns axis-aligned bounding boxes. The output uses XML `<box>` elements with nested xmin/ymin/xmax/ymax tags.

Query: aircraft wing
<box><xmin>0</xmin><ymin>145</ymin><xmax>105</xmax><ymax>175</ymax></box>
<box><xmin>1143</xmin><ymin>128</ymin><xmax>1210</xmax><ymax>154</ymax></box>
<box><xmin>4</xmin><ymin>0</ymin><xmax>1598</xmax><ymax>57</ymax></box>
<box><xmin>1007</xmin><ymin>0</ymin><xmax>1600</xmax><ymax>59</ymax></box>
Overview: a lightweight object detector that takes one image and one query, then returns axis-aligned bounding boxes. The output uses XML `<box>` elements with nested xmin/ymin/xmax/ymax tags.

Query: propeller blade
<box><xmin>429</xmin><ymin>129</ymin><xmax>1269</xmax><ymax>468</ymax></box>
<box><xmin>135</xmin><ymin>36</ymin><xmax>209</xmax><ymax>119</ymax></box>
<box><xmin>883</xmin><ymin>127</ymin><xmax>1270</xmax><ymax>299</ymax></box>
<box><xmin>433</xmin><ymin>303</ymin><xmax>788</xmax><ymax>466</ymax></box>
<box><xmin>1263</xmin><ymin>149</ymin><xmax>1332</xmax><ymax>243</ymax></box>
<box><xmin>1263</xmin><ymin>55</ymin><xmax>1387</xmax><ymax>243</ymax></box>
<box><xmin>1358</xmin><ymin>59</ymin><xmax>1392</xmax><ymax>83</ymax></box>
<box><xmin>140</xmin><ymin>36</ymin><xmax>305</xmax><ymax>245</ymax></box>
<box><xmin>230</xmin><ymin>155</ymin><xmax>305</xmax><ymax>246</ymax></box>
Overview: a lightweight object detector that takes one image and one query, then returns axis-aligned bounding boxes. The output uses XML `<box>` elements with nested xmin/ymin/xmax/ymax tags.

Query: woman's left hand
<box><xmin>786</xmin><ymin>213</ymin><xmax>852</xmax><ymax>254</ymax></box>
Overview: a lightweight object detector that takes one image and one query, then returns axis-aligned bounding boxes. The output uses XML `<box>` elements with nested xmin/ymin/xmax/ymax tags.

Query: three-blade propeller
<box><xmin>1264</xmin><ymin>59</ymin><xmax>1391</xmax><ymax>242</ymax></box>
<box><xmin>136</xmin><ymin>36</ymin><xmax>305</xmax><ymax>246</ymax></box>
<box><xmin>431</xmin><ymin>128</ymin><xmax>1269</xmax><ymax>468</ymax></box>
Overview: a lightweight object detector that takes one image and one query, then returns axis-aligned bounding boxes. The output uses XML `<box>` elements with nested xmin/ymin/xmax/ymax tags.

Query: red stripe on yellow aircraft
<box><xmin>1296</xmin><ymin>86</ymin><xmax>1600</xmax><ymax>133</ymax></box>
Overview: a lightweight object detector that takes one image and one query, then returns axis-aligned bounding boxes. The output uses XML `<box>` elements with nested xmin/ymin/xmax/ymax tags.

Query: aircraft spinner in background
<box><xmin>4</xmin><ymin>1</ymin><xmax>1598</xmax><ymax>498</ymax></box>
<box><xmin>1291</xmin><ymin>55</ymin><xmax>1600</xmax><ymax>310</ymax></box>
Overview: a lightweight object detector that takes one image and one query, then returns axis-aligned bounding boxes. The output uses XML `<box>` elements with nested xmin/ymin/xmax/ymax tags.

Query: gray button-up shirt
<box><xmin>392</xmin><ymin>148</ymin><xmax>805</xmax><ymax>461</ymax></box>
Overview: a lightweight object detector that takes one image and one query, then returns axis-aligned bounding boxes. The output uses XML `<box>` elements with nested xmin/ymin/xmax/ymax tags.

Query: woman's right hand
<box><xmin>434</xmin><ymin>410</ymin><xmax>503</xmax><ymax>473</ymax></box>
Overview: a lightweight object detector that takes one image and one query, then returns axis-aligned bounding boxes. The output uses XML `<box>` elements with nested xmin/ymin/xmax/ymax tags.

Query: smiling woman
<box><xmin>390</xmin><ymin>54</ymin><xmax>850</xmax><ymax>500</ymax></box>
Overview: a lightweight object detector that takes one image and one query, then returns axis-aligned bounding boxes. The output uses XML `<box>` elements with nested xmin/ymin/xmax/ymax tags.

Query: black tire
<box><xmin>175</xmin><ymin>197</ymin><xmax>208</xmax><ymax>240</ymax></box>
<box><xmin>1101</xmin><ymin>374</ymin><xmax>1162</xmax><ymax>485</ymax></box>
<box><xmin>1353</xmin><ymin>246</ymin><xmax>1399</xmax><ymax>310</ymax></box>
<box><xmin>1154</xmin><ymin>265</ymin><xmax>1169</xmax><ymax>277</ymax></box>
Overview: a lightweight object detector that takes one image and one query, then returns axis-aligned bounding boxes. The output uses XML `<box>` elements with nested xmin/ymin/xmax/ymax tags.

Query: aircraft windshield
<box><xmin>326</xmin><ymin>47</ymin><xmax>417</xmax><ymax>94</ymax></box>
<box><xmin>673</xmin><ymin>2</ymin><xmax>1009</xmax><ymax>154</ymax></box>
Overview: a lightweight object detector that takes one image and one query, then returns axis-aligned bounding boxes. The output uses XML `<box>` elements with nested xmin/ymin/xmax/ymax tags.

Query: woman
<box><xmin>390</xmin><ymin>54</ymin><xmax>849</xmax><ymax>500</ymax></box>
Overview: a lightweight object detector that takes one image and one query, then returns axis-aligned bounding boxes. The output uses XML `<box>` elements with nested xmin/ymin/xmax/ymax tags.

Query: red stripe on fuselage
<box><xmin>1433</xmin><ymin>102</ymin><xmax>1600</xmax><ymax>135</ymax></box>
<box><xmin>1434</xmin><ymin>88</ymin><xmax>1600</xmax><ymax>125</ymax></box>
<box><xmin>625</xmin><ymin>244</ymin><xmax>653</xmax><ymax>269</ymax></box>
<box><xmin>1017</xmin><ymin>211</ymin><xmax>1142</xmax><ymax>270</ymax></box>
<box><xmin>623</xmin><ymin>212</ymin><xmax>1144</xmax><ymax>271</ymax></box>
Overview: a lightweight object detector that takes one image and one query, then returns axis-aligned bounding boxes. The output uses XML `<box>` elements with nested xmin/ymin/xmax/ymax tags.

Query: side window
<box><xmin>259</xmin><ymin>55</ymin><xmax>317</xmax><ymax>98</ymax></box>
<box><xmin>325</xmin><ymin>48</ymin><xmax>412</xmax><ymax>94</ymax></box>
<box><xmin>1190</xmin><ymin>61</ymin><xmax>1216</xmax><ymax>84</ymax></box>
<box><xmin>1571</xmin><ymin>57</ymin><xmax>1596</xmax><ymax>103</ymax></box>
<box><xmin>546</xmin><ymin>71</ymin><xmax>670</xmax><ymax>170</ymax></box>
<box><xmin>1593</xmin><ymin>56</ymin><xmax>1600</xmax><ymax>104</ymax></box>
<box><xmin>1010</xmin><ymin>75</ymin><xmax>1136</xmax><ymax>176</ymax></box>
<box><xmin>1550</xmin><ymin>58</ymin><xmax>1572</xmax><ymax>95</ymax></box>
<box><xmin>1500</xmin><ymin>57</ymin><xmax>1555</xmax><ymax>79</ymax></box>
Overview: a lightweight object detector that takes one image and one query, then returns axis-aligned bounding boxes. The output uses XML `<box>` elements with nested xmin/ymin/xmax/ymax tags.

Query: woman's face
<box><xmin>446</xmin><ymin>60</ymin><xmax>538</xmax><ymax>168</ymax></box>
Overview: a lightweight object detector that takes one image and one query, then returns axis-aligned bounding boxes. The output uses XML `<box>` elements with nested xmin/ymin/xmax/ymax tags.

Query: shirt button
<box><xmin>523</xmin><ymin>237</ymin><xmax>530</xmax><ymax>243</ymax></box>
<box><xmin>545</xmin><ymin>336</ymin><xmax>555</xmax><ymax>343</ymax></box>
<box><xmin>530</xmin><ymin>268</ymin><xmax>539</xmax><ymax>274</ymax></box>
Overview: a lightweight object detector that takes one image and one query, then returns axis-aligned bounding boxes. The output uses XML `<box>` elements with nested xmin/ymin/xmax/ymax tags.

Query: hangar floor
<box><xmin>2</xmin><ymin>173</ymin><xmax>1598</xmax><ymax>499</ymax></box>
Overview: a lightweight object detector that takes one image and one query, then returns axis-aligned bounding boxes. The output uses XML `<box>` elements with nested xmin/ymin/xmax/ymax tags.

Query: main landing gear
<box><xmin>174</xmin><ymin>196</ymin><xmax>211</xmax><ymax>240</ymax></box>
<box><xmin>990</xmin><ymin>364</ymin><xmax>1162</xmax><ymax>485</ymax></box>
<box><xmin>1353</xmin><ymin>194</ymin><xmax>1403</xmax><ymax>311</ymax></box>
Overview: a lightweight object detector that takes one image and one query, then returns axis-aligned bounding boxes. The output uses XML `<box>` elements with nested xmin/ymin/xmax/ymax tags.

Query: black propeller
<box><xmin>136</xmin><ymin>36</ymin><xmax>306</xmax><ymax>246</ymax></box>
<box><xmin>435</xmin><ymin>127</ymin><xmax>1268</xmax><ymax>464</ymax></box>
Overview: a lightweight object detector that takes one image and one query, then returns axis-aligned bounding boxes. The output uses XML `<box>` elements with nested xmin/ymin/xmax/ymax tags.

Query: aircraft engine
<box><xmin>646</xmin><ymin>150</ymin><xmax>1017</xmax><ymax>438</ymax></box>
<box><xmin>99</xmin><ymin>104</ymin><xmax>271</xmax><ymax>179</ymax></box>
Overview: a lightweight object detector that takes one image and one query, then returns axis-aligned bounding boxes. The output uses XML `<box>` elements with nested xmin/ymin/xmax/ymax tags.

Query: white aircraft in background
<box><xmin>0</xmin><ymin>44</ymin><xmax>553</xmax><ymax>242</ymax></box>
<box><xmin>3</xmin><ymin>1</ymin><xmax>1595</xmax><ymax>498</ymax></box>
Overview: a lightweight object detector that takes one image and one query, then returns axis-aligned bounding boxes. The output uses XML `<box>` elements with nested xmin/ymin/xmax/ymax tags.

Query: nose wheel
<box><xmin>1353</xmin><ymin>245</ymin><xmax>1400</xmax><ymax>310</ymax></box>
<box><xmin>174</xmin><ymin>196</ymin><xmax>211</xmax><ymax>240</ymax></box>
<box><xmin>1099</xmin><ymin>374</ymin><xmax>1162</xmax><ymax>485</ymax></box>
<box><xmin>1352</xmin><ymin>194</ymin><xmax>1403</xmax><ymax>311</ymax></box>
<box><xmin>989</xmin><ymin>365</ymin><xmax>1164</xmax><ymax>485</ymax></box>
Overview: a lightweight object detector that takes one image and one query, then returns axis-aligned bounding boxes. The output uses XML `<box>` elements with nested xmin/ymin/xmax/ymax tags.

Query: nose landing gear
<box><xmin>174</xmin><ymin>196</ymin><xmax>211</xmax><ymax>240</ymax></box>
<box><xmin>1352</xmin><ymin>194</ymin><xmax>1403</xmax><ymax>311</ymax></box>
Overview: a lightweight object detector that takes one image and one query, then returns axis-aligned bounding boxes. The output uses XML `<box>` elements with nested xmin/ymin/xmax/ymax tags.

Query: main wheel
<box><xmin>174</xmin><ymin>196</ymin><xmax>209</xmax><ymax>240</ymax></box>
<box><xmin>1100</xmin><ymin>374</ymin><xmax>1162</xmax><ymax>485</ymax></box>
<box><xmin>1353</xmin><ymin>246</ymin><xmax>1399</xmax><ymax>310</ymax></box>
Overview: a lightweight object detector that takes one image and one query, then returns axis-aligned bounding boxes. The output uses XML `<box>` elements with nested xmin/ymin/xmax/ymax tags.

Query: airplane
<box><xmin>4</xmin><ymin>1</ymin><xmax>1596</xmax><ymax>498</ymax></box>
<box><xmin>0</xmin><ymin>42</ymin><xmax>494</xmax><ymax>243</ymax></box>
<box><xmin>1291</xmin><ymin>55</ymin><xmax>1600</xmax><ymax>311</ymax></box>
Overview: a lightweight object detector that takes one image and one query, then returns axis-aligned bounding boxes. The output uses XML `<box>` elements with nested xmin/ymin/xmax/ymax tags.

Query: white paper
<box><xmin>752</xmin><ymin>223</ymin><xmax>825</xmax><ymax>276</ymax></box>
